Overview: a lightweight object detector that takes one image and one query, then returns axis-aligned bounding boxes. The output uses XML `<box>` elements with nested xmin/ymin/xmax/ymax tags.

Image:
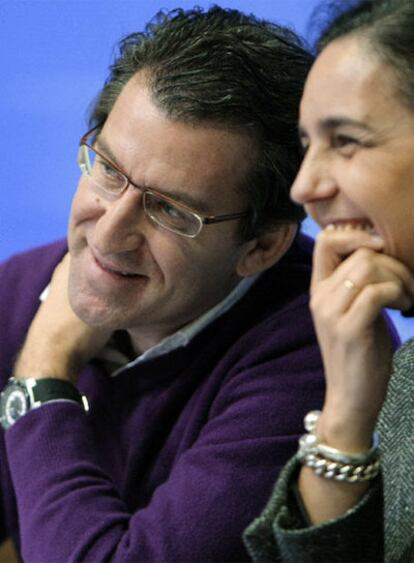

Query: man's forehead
<box><xmin>99</xmin><ymin>83</ymin><xmax>255</xmax><ymax>209</ymax></box>
<box><xmin>106</xmin><ymin>71</ymin><xmax>258</xmax><ymax>160</ymax></box>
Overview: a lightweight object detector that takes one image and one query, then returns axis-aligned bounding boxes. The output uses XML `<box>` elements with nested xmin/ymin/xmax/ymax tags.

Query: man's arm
<box><xmin>6</xmin><ymin>355</ymin><xmax>324</xmax><ymax>561</ymax></box>
<box><xmin>5</xmin><ymin>256</ymin><xmax>324</xmax><ymax>560</ymax></box>
<box><xmin>4</xmin><ymin>245</ymin><xmax>325</xmax><ymax>561</ymax></box>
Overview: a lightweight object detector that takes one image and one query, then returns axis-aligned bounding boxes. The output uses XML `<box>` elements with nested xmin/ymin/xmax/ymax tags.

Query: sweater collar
<box><xmin>40</xmin><ymin>273</ymin><xmax>259</xmax><ymax>375</ymax></box>
<box><xmin>109</xmin><ymin>273</ymin><xmax>259</xmax><ymax>374</ymax></box>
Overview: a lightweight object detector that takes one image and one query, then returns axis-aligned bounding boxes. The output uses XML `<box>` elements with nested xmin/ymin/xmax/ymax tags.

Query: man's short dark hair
<box><xmin>89</xmin><ymin>6</ymin><xmax>313</xmax><ymax>240</ymax></box>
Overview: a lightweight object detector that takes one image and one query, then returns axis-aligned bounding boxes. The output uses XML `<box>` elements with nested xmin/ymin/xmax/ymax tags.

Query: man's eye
<box><xmin>99</xmin><ymin>160</ymin><xmax>119</xmax><ymax>178</ymax></box>
<box><xmin>159</xmin><ymin>201</ymin><xmax>182</xmax><ymax>219</ymax></box>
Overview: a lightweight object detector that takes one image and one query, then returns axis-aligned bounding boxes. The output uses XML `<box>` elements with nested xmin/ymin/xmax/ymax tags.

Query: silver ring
<box><xmin>344</xmin><ymin>279</ymin><xmax>358</xmax><ymax>290</ymax></box>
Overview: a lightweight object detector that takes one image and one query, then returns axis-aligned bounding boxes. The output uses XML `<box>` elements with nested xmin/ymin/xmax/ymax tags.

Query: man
<box><xmin>0</xmin><ymin>7</ymin><xmax>324</xmax><ymax>561</ymax></box>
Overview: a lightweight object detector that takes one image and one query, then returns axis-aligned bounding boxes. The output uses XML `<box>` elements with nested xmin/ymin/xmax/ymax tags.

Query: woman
<box><xmin>244</xmin><ymin>0</ymin><xmax>414</xmax><ymax>561</ymax></box>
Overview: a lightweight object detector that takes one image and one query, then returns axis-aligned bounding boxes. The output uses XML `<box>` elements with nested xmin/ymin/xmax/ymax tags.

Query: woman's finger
<box><xmin>312</xmin><ymin>243</ymin><xmax>414</xmax><ymax>314</ymax></box>
<box><xmin>311</xmin><ymin>226</ymin><xmax>384</xmax><ymax>288</ymax></box>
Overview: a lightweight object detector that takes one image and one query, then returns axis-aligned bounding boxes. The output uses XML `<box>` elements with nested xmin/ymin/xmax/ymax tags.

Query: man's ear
<box><xmin>236</xmin><ymin>223</ymin><xmax>298</xmax><ymax>277</ymax></box>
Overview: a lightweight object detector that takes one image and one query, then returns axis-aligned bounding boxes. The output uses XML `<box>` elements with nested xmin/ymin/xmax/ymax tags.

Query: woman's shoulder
<box><xmin>378</xmin><ymin>338</ymin><xmax>414</xmax><ymax>433</ymax></box>
<box><xmin>393</xmin><ymin>338</ymin><xmax>414</xmax><ymax>371</ymax></box>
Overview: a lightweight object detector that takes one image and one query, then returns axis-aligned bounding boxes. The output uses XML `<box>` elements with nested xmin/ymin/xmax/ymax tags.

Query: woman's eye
<box><xmin>332</xmin><ymin>134</ymin><xmax>360</xmax><ymax>156</ymax></box>
<box><xmin>298</xmin><ymin>131</ymin><xmax>309</xmax><ymax>155</ymax></box>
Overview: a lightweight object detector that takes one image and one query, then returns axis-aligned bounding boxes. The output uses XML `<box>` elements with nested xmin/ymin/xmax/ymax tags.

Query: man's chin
<box><xmin>69</xmin><ymin>292</ymin><xmax>120</xmax><ymax>330</ymax></box>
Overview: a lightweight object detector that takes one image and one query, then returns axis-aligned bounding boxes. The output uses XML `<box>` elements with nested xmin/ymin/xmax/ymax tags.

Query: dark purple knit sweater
<box><xmin>0</xmin><ymin>235</ymin><xmax>324</xmax><ymax>562</ymax></box>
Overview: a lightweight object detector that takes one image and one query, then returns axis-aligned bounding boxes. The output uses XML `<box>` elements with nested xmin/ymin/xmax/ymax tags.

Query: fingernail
<box><xmin>370</xmin><ymin>235</ymin><xmax>384</xmax><ymax>245</ymax></box>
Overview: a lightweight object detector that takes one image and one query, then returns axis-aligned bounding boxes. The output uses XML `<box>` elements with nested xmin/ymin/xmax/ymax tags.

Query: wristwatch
<box><xmin>0</xmin><ymin>377</ymin><xmax>89</xmax><ymax>430</ymax></box>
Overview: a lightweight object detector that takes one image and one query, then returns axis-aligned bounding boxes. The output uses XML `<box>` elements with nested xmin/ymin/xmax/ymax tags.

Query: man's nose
<box><xmin>291</xmin><ymin>148</ymin><xmax>337</xmax><ymax>205</ymax></box>
<box><xmin>93</xmin><ymin>187</ymin><xmax>147</xmax><ymax>254</ymax></box>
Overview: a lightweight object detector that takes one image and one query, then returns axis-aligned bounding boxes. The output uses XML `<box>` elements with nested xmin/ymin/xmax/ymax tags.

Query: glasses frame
<box><xmin>78</xmin><ymin>126</ymin><xmax>248</xmax><ymax>238</ymax></box>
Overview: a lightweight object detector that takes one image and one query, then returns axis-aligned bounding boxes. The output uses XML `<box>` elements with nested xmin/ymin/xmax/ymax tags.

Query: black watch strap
<box><xmin>0</xmin><ymin>377</ymin><xmax>89</xmax><ymax>430</ymax></box>
<box><xmin>31</xmin><ymin>378</ymin><xmax>84</xmax><ymax>405</ymax></box>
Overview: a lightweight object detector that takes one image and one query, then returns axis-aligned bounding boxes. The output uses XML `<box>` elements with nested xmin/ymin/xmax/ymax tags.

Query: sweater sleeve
<box><xmin>0</xmin><ymin>489</ymin><xmax>7</xmax><ymax>546</ymax></box>
<box><xmin>5</xmin><ymin>341</ymin><xmax>324</xmax><ymax>562</ymax></box>
<box><xmin>243</xmin><ymin>456</ymin><xmax>384</xmax><ymax>563</ymax></box>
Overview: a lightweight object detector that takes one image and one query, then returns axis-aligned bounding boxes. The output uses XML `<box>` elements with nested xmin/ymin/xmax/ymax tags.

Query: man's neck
<box><xmin>126</xmin><ymin>274</ymin><xmax>260</xmax><ymax>358</ymax></box>
<box><xmin>127</xmin><ymin>324</ymin><xmax>188</xmax><ymax>356</ymax></box>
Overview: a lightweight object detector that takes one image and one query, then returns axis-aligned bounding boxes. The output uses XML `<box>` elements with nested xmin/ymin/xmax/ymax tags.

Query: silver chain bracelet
<box><xmin>298</xmin><ymin>410</ymin><xmax>380</xmax><ymax>483</ymax></box>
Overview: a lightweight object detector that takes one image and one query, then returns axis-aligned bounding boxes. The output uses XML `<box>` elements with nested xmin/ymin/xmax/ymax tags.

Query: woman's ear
<box><xmin>236</xmin><ymin>223</ymin><xmax>298</xmax><ymax>277</ymax></box>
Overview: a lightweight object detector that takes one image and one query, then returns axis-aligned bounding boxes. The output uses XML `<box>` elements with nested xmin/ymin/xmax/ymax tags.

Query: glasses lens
<box><xmin>144</xmin><ymin>192</ymin><xmax>201</xmax><ymax>237</ymax></box>
<box><xmin>79</xmin><ymin>145</ymin><xmax>126</xmax><ymax>194</ymax></box>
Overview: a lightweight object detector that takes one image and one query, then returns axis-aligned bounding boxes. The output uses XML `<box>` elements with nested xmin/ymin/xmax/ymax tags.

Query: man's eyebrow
<box><xmin>95</xmin><ymin>136</ymin><xmax>121</xmax><ymax>167</ymax></box>
<box><xmin>157</xmin><ymin>187</ymin><xmax>212</xmax><ymax>214</ymax></box>
<box><xmin>94</xmin><ymin>135</ymin><xmax>211</xmax><ymax>214</ymax></box>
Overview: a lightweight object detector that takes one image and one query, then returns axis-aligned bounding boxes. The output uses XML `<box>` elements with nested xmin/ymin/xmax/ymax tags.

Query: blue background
<box><xmin>0</xmin><ymin>0</ymin><xmax>412</xmax><ymax>341</ymax></box>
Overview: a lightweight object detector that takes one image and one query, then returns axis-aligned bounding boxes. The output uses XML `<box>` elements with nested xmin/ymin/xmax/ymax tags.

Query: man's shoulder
<box><xmin>0</xmin><ymin>241</ymin><xmax>66</xmax><ymax>388</ymax></box>
<box><xmin>273</xmin><ymin>232</ymin><xmax>314</xmax><ymax>275</ymax></box>
<box><xmin>242</xmin><ymin>232</ymin><xmax>314</xmax><ymax>318</ymax></box>
<box><xmin>1</xmin><ymin>239</ymin><xmax>67</xmax><ymax>270</ymax></box>
<box><xmin>0</xmin><ymin>240</ymin><xmax>67</xmax><ymax>288</ymax></box>
<box><xmin>199</xmin><ymin>233</ymin><xmax>318</xmax><ymax>373</ymax></box>
<box><xmin>0</xmin><ymin>240</ymin><xmax>67</xmax><ymax>354</ymax></box>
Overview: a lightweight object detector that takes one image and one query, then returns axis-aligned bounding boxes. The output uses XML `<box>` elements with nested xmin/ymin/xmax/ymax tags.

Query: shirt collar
<box><xmin>40</xmin><ymin>273</ymin><xmax>259</xmax><ymax>375</ymax></box>
<box><xmin>124</xmin><ymin>273</ymin><xmax>259</xmax><ymax>369</ymax></box>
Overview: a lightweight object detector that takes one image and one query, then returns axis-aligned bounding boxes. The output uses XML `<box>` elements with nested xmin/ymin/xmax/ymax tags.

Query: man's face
<box><xmin>68</xmin><ymin>74</ymin><xmax>257</xmax><ymax>352</ymax></box>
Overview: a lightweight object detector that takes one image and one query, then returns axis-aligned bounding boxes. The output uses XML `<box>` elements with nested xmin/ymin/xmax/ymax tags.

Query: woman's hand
<box><xmin>311</xmin><ymin>226</ymin><xmax>414</xmax><ymax>452</ymax></box>
<box><xmin>14</xmin><ymin>253</ymin><xmax>112</xmax><ymax>383</ymax></box>
<box><xmin>297</xmin><ymin>226</ymin><xmax>414</xmax><ymax>526</ymax></box>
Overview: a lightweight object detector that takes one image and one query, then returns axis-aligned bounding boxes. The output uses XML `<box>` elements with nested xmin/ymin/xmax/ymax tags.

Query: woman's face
<box><xmin>291</xmin><ymin>35</ymin><xmax>414</xmax><ymax>272</ymax></box>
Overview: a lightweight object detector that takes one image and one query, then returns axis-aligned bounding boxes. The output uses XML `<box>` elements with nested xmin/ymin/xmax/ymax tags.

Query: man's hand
<box><xmin>14</xmin><ymin>254</ymin><xmax>111</xmax><ymax>383</ymax></box>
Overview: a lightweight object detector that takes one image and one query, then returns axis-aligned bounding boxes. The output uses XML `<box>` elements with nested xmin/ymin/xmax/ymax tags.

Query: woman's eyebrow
<box><xmin>319</xmin><ymin>116</ymin><xmax>374</xmax><ymax>133</ymax></box>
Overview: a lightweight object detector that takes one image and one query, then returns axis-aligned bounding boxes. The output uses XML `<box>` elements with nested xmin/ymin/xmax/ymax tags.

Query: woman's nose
<box><xmin>291</xmin><ymin>148</ymin><xmax>337</xmax><ymax>205</ymax></box>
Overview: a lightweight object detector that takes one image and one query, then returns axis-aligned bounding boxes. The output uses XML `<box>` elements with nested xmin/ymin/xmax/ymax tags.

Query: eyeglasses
<box><xmin>77</xmin><ymin>127</ymin><xmax>248</xmax><ymax>238</ymax></box>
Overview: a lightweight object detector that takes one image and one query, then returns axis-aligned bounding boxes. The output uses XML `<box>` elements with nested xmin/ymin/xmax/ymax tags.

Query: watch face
<box><xmin>1</xmin><ymin>384</ymin><xmax>29</xmax><ymax>430</ymax></box>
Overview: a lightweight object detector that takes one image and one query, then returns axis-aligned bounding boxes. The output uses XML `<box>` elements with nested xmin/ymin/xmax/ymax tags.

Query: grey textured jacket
<box><xmin>244</xmin><ymin>338</ymin><xmax>414</xmax><ymax>563</ymax></box>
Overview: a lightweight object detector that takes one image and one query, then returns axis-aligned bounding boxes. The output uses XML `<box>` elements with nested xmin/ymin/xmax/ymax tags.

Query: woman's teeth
<box><xmin>325</xmin><ymin>221</ymin><xmax>374</xmax><ymax>233</ymax></box>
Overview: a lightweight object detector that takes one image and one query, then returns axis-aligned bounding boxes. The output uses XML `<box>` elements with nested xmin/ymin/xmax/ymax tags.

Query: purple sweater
<box><xmin>0</xmin><ymin>235</ymin><xmax>324</xmax><ymax>562</ymax></box>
